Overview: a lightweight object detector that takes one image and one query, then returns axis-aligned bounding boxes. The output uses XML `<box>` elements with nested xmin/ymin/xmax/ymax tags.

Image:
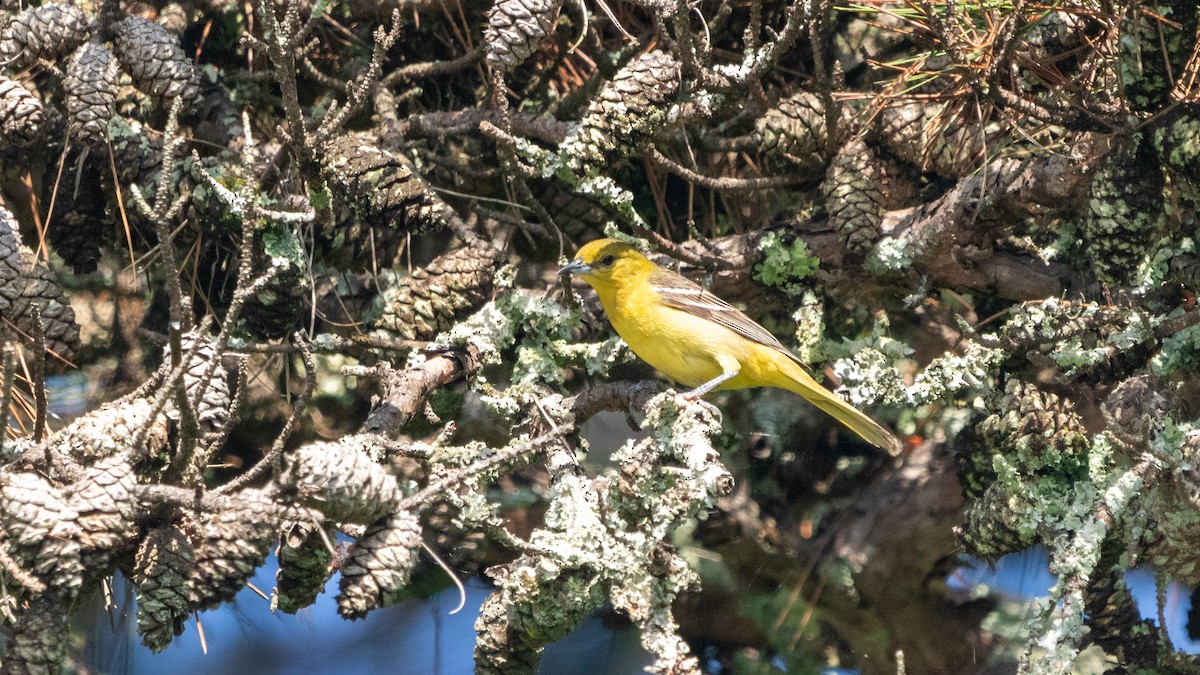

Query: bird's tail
<box><xmin>780</xmin><ymin>361</ymin><xmax>902</xmax><ymax>456</ymax></box>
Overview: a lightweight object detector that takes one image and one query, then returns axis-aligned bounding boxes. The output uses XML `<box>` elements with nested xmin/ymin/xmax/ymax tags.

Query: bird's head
<box><xmin>558</xmin><ymin>239</ymin><xmax>653</xmax><ymax>290</ymax></box>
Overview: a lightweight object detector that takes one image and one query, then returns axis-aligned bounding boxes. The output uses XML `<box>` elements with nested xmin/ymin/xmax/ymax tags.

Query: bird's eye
<box><xmin>601</xmin><ymin>254</ymin><xmax>616</xmax><ymax>266</ymax></box>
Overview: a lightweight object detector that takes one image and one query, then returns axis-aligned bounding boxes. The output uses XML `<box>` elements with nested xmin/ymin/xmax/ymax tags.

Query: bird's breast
<box><xmin>601</xmin><ymin>287</ymin><xmax>738</xmax><ymax>388</ymax></box>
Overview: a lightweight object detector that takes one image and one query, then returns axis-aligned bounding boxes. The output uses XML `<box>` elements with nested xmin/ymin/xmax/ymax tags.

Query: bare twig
<box><xmin>0</xmin><ymin>536</ymin><xmax>46</xmax><ymax>593</ymax></box>
<box><xmin>398</xmin><ymin>432</ymin><xmax>558</xmax><ymax>509</ymax></box>
<box><xmin>647</xmin><ymin>146</ymin><xmax>799</xmax><ymax>191</ymax></box>
<box><xmin>313</xmin><ymin>11</ymin><xmax>404</xmax><ymax>144</ymax></box>
<box><xmin>0</xmin><ymin>343</ymin><xmax>16</xmax><ymax>441</ymax></box>
<box><xmin>29</xmin><ymin>306</ymin><xmax>46</xmax><ymax>443</ymax></box>
<box><xmin>381</xmin><ymin>48</ymin><xmax>482</xmax><ymax>87</ymax></box>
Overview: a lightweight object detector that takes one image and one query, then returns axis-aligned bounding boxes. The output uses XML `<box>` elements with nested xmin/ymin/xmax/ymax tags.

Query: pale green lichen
<box><xmin>754</xmin><ymin>231</ymin><xmax>820</xmax><ymax>295</ymax></box>
<box><xmin>826</xmin><ymin>320</ymin><xmax>911</xmax><ymax>406</ymax></box>
<box><xmin>993</xmin><ymin>298</ymin><xmax>1168</xmax><ymax>377</ymax></box>
<box><xmin>1149</xmin><ymin>420</ymin><xmax>1195</xmax><ymax>462</ymax></box>
<box><xmin>1043</xmin><ymin>303</ymin><xmax>1152</xmax><ymax>376</ymax></box>
<box><xmin>863</xmin><ymin>235</ymin><xmax>915</xmax><ymax>274</ymax></box>
<box><xmin>829</xmin><ymin>322</ymin><xmax>1001</xmax><ymax>407</ymax></box>
<box><xmin>1081</xmin><ymin>137</ymin><xmax>1167</xmax><ymax>284</ymax></box>
<box><xmin>1005</xmin><ymin>298</ymin><xmax>1097</xmax><ymax>340</ymax></box>
<box><xmin>1038</xmin><ymin>220</ymin><xmax>1076</xmax><ymax>262</ymax></box>
<box><xmin>970</xmin><ymin>378</ymin><xmax>1155</xmax><ymax>674</ymax></box>
<box><xmin>426</xmin><ymin>291</ymin><xmax>573</xmax><ymax>382</ymax></box>
<box><xmin>1132</xmin><ymin>236</ymin><xmax>1190</xmax><ymax>294</ymax></box>
<box><xmin>558</xmin><ymin>335</ymin><xmax>632</xmax><ymax>376</ymax></box>
<box><xmin>308</xmin><ymin>332</ymin><xmax>340</xmax><ymax>352</ymax></box>
<box><xmin>823</xmin><ymin>557</ymin><xmax>860</xmax><ymax>602</ymax></box>
<box><xmin>829</xmin><ymin>346</ymin><xmax>907</xmax><ymax>406</ymax></box>
<box><xmin>510</xmin><ymin>133</ymin><xmax>654</xmax><ymax>233</ymax></box>
<box><xmin>1020</xmin><ymin>467</ymin><xmax>1143</xmax><ymax>674</ymax></box>
<box><xmin>791</xmin><ymin>291</ymin><xmax>825</xmax><ymax>364</ymax></box>
<box><xmin>474</xmin><ymin>393</ymin><xmax>728</xmax><ymax>673</ymax></box>
<box><xmin>1087</xmin><ymin>433</ymin><xmax>1117</xmax><ymax>486</ymax></box>
<box><xmin>0</xmin><ymin>438</ymin><xmax>33</xmax><ymax>463</ymax></box>
<box><xmin>426</xmin><ymin>439</ymin><xmax>491</xmax><ymax>472</ymax></box>
<box><xmin>907</xmin><ymin>342</ymin><xmax>1004</xmax><ymax>405</ymax></box>
<box><xmin>574</xmin><ymin>173</ymin><xmax>651</xmax><ymax>231</ymax></box>
<box><xmin>1047</xmin><ymin>335</ymin><xmax>1108</xmax><ymax>374</ymax></box>
<box><xmin>599</xmin><ymin>224</ymin><xmax>651</xmax><ymax>250</ymax></box>
<box><xmin>1118</xmin><ymin>5</ymin><xmax>1180</xmax><ymax>109</ymax></box>
<box><xmin>418</xmin><ymin>287</ymin><xmax>638</xmax><ymax>429</ymax></box>
<box><xmin>261</xmin><ymin>225</ymin><xmax>305</xmax><ymax>266</ymax></box>
<box><xmin>1151</xmin><ymin>316</ymin><xmax>1200</xmax><ymax>376</ymax></box>
<box><xmin>1105</xmin><ymin>310</ymin><xmax>1152</xmax><ymax>351</ymax></box>
<box><xmin>1133</xmin><ymin>419</ymin><xmax>1200</xmax><ymax>575</ymax></box>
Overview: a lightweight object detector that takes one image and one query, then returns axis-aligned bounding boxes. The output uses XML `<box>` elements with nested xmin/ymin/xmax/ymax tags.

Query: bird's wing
<box><xmin>648</xmin><ymin>267</ymin><xmax>812</xmax><ymax>370</ymax></box>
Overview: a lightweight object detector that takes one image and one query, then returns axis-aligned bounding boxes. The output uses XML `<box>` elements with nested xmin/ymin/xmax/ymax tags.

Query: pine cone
<box><xmin>188</xmin><ymin>76</ymin><xmax>245</xmax><ymax>150</ymax></box>
<box><xmin>474</xmin><ymin>555</ymin><xmax>602</xmax><ymax>674</ymax></box>
<box><xmin>178</xmin><ymin>331</ymin><xmax>231</xmax><ymax>442</ymax></box>
<box><xmin>424</xmin><ymin>500</ymin><xmax>486</xmax><ymax>574</ymax></box>
<box><xmin>957</xmin><ymin>483</ymin><xmax>1034</xmax><ymax>560</ymax></box>
<box><xmin>1024</xmin><ymin>10</ymin><xmax>1097</xmax><ymax>62</ymax></box>
<box><xmin>0</xmin><ymin>471</ymin><xmax>85</xmax><ymax>596</ymax></box>
<box><xmin>280</xmin><ymin>440</ymin><xmax>403</xmax><ymax>524</ymax></box>
<box><xmin>755</xmin><ymin>91</ymin><xmax>844</xmax><ymax>167</ymax></box>
<box><xmin>337</xmin><ymin>510</ymin><xmax>422</xmax><ymax>619</ymax></box>
<box><xmin>64</xmin><ymin>455</ymin><xmax>137</xmax><ymax>574</ymax></box>
<box><xmin>1119</xmin><ymin>5</ymin><xmax>1195</xmax><ymax>112</ymax></box>
<box><xmin>473</xmin><ymin>574</ymin><xmax>552</xmax><ymax>675</ymax></box>
<box><xmin>876</xmin><ymin>154</ymin><xmax>921</xmax><ymax>210</ymax></box>
<box><xmin>565</xmin><ymin>50</ymin><xmax>681</xmax><ymax>170</ymax></box>
<box><xmin>3</xmin><ymin>595</ymin><xmax>68</xmax><ymax>675</ymax></box>
<box><xmin>110</xmin><ymin>16</ymin><xmax>200</xmax><ymax>105</ymax></box>
<box><xmin>133</xmin><ymin>527</ymin><xmax>195</xmax><ymax>652</ymax></box>
<box><xmin>373</xmin><ymin>243</ymin><xmax>500</xmax><ymax>340</ymax></box>
<box><xmin>1081</xmin><ymin>141</ymin><xmax>1166</xmax><ymax>284</ymax></box>
<box><xmin>1153</xmin><ymin>109</ymin><xmax>1200</xmax><ymax>185</ymax></box>
<box><xmin>0</xmin><ymin>2</ymin><xmax>90</xmax><ymax>66</ymax></box>
<box><xmin>877</xmin><ymin>103</ymin><xmax>985</xmax><ymax>177</ymax></box>
<box><xmin>322</xmin><ymin>136</ymin><xmax>445</xmax><ymax>234</ymax></box>
<box><xmin>0</xmin><ymin>75</ymin><xmax>48</xmax><ymax>149</ymax></box>
<box><xmin>9</xmin><ymin>247</ymin><xmax>81</xmax><ymax>365</ymax></box>
<box><xmin>0</xmin><ymin>201</ymin><xmax>24</xmax><ymax>291</ymax></box>
<box><xmin>64</xmin><ymin>41</ymin><xmax>119</xmax><ymax>147</ymax></box>
<box><xmin>312</xmin><ymin>269</ymin><xmax>373</xmax><ymax>328</ymax></box>
<box><xmin>45</xmin><ymin>148</ymin><xmax>111</xmax><ymax>274</ymax></box>
<box><xmin>106</xmin><ymin>116</ymin><xmax>164</xmax><ymax>190</ymax></box>
<box><xmin>1102</xmin><ymin>375</ymin><xmax>1167</xmax><ymax>443</ymax></box>
<box><xmin>157</xmin><ymin>3</ymin><xmax>190</xmax><ymax>35</ymax></box>
<box><xmin>979</xmin><ymin>379</ymin><xmax>1090</xmax><ymax>474</ymax></box>
<box><xmin>822</xmin><ymin>137</ymin><xmax>883</xmax><ymax>258</ymax></box>
<box><xmin>274</xmin><ymin>521</ymin><xmax>335</xmax><ymax>614</ymax></box>
<box><xmin>187</xmin><ymin>488</ymin><xmax>280</xmax><ymax>610</ymax></box>
<box><xmin>483</xmin><ymin>0</ymin><xmax>563</xmax><ymax>73</ymax></box>
<box><xmin>1144</xmin><ymin>500</ymin><xmax>1200</xmax><ymax>583</ymax></box>
<box><xmin>0</xmin><ymin>203</ymin><xmax>82</xmax><ymax>365</ymax></box>
<box><xmin>240</xmin><ymin>262</ymin><xmax>308</xmax><ymax>340</ymax></box>
<box><xmin>49</xmin><ymin>396</ymin><xmax>171</xmax><ymax>466</ymax></box>
<box><xmin>0</xmin><ymin>202</ymin><xmax>29</xmax><ymax>289</ymax></box>
<box><xmin>542</xmin><ymin>182</ymin><xmax>609</xmax><ymax>241</ymax></box>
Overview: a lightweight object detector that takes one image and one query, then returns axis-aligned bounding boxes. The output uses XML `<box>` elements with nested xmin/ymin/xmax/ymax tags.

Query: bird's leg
<box><xmin>681</xmin><ymin>367</ymin><xmax>738</xmax><ymax>399</ymax></box>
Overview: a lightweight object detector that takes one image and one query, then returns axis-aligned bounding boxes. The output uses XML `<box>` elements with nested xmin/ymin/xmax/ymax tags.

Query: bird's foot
<box><xmin>675</xmin><ymin>391</ymin><xmax>722</xmax><ymax>421</ymax></box>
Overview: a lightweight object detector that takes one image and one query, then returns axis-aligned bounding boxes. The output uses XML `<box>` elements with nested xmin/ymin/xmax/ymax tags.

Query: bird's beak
<box><xmin>558</xmin><ymin>258</ymin><xmax>593</xmax><ymax>276</ymax></box>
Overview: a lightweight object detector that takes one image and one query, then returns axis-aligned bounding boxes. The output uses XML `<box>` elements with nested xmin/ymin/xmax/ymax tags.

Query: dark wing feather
<box><xmin>649</xmin><ymin>268</ymin><xmax>813</xmax><ymax>372</ymax></box>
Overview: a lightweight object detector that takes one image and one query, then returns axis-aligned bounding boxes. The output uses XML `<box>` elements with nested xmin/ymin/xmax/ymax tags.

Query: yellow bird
<box><xmin>559</xmin><ymin>238</ymin><xmax>901</xmax><ymax>455</ymax></box>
